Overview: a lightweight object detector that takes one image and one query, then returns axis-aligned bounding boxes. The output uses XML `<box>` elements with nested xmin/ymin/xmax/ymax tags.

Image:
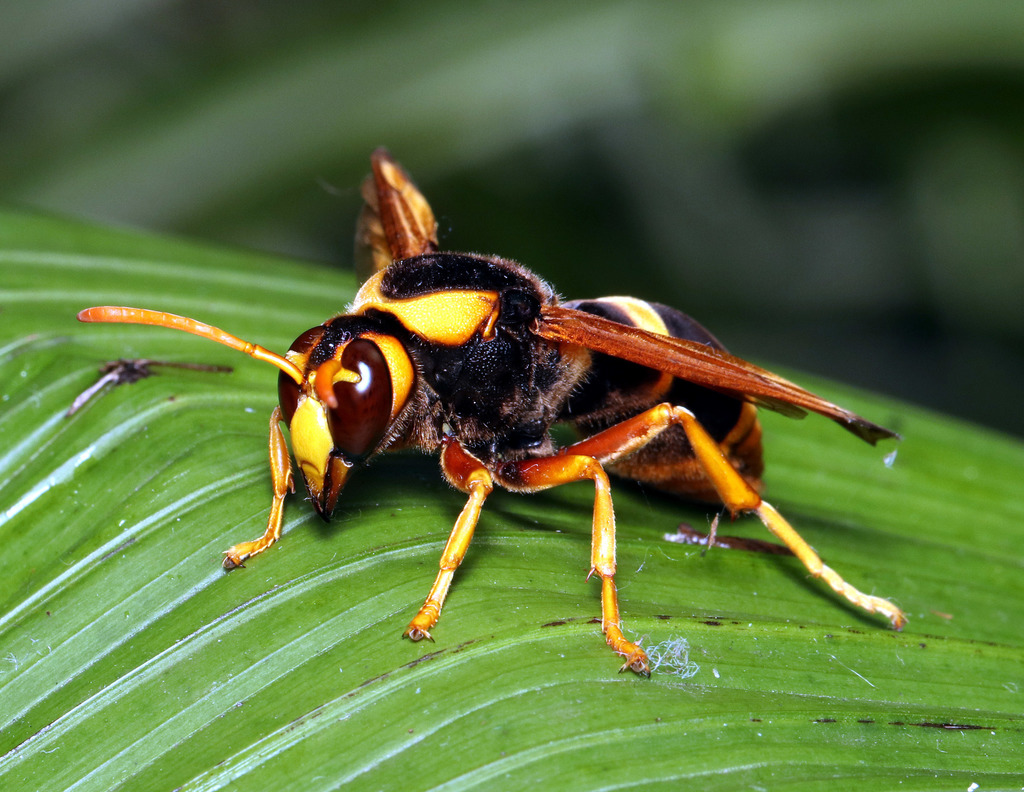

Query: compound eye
<box><xmin>278</xmin><ymin>326</ymin><xmax>326</xmax><ymax>424</ymax></box>
<box><xmin>278</xmin><ymin>371</ymin><xmax>301</xmax><ymax>424</ymax></box>
<box><xmin>327</xmin><ymin>338</ymin><xmax>393</xmax><ymax>461</ymax></box>
<box><xmin>289</xmin><ymin>326</ymin><xmax>326</xmax><ymax>358</ymax></box>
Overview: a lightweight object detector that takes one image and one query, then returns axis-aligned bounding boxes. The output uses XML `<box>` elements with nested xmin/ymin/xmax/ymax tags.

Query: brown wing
<box><xmin>537</xmin><ymin>305</ymin><xmax>897</xmax><ymax>445</ymax></box>
<box><xmin>354</xmin><ymin>148</ymin><xmax>439</xmax><ymax>282</ymax></box>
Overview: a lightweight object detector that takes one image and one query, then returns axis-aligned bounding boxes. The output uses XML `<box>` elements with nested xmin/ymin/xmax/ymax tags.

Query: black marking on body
<box><xmin>364</xmin><ymin>253</ymin><xmax>581</xmax><ymax>464</ymax></box>
<box><xmin>380</xmin><ymin>253</ymin><xmax>553</xmax><ymax>299</ymax></box>
<box><xmin>561</xmin><ymin>299</ymin><xmax>744</xmax><ymax>443</ymax></box>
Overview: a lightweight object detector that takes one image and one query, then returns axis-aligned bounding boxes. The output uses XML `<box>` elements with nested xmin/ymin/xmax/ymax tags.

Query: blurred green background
<box><xmin>2</xmin><ymin>0</ymin><xmax>1022</xmax><ymax>435</ymax></box>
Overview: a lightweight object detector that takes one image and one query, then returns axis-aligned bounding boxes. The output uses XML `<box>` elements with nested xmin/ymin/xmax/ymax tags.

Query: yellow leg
<box><xmin>566</xmin><ymin>402</ymin><xmax>905</xmax><ymax>630</ymax></box>
<box><xmin>754</xmin><ymin>501</ymin><xmax>907</xmax><ymax>629</ymax></box>
<box><xmin>405</xmin><ymin>440</ymin><xmax>494</xmax><ymax>640</ymax></box>
<box><xmin>498</xmin><ymin>454</ymin><xmax>649</xmax><ymax>675</ymax></box>
<box><xmin>223</xmin><ymin>407</ymin><xmax>295</xmax><ymax>568</ymax></box>
<box><xmin>670</xmin><ymin>406</ymin><xmax>907</xmax><ymax>630</ymax></box>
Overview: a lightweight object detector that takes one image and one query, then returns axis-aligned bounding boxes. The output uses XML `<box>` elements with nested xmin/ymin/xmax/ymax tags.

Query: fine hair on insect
<box><xmin>78</xmin><ymin>149</ymin><xmax>904</xmax><ymax>676</ymax></box>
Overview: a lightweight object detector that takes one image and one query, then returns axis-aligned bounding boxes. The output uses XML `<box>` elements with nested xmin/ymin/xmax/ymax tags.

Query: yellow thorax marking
<box><xmin>353</xmin><ymin>272</ymin><xmax>500</xmax><ymax>345</ymax></box>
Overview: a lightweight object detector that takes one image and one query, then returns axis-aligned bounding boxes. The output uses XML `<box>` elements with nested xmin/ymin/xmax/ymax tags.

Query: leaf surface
<box><xmin>1</xmin><ymin>210</ymin><xmax>1021</xmax><ymax>791</ymax></box>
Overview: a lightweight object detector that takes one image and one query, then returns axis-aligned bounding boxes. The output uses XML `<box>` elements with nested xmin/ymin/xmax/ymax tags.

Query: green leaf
<box><xmin>1</xmin><ymin>209</ymin><xmax>1021</xmax><ymax>791</ymax></box>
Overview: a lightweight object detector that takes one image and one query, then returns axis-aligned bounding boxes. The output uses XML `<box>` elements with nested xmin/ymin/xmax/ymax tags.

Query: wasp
<box><xmin>78</xmin><ymin>149</ymin><xmax>905</xmax><ymax>675</ymax></box>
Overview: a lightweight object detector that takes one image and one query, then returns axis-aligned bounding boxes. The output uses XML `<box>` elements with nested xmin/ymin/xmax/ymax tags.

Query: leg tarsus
<box><xmin>607</xmin><ymin>625</ymin><xmax>650</xmax><ymax>676</ymax></box>
<box><xmin>405</xmin><ymin>440</ymin><xmax>492</xmax><ymax>641</ymax></box>
<box><xmin>754</xmin><ymin>500</ymin><xmax>907</xmax><ymax>630</ymax></box>
<box><xmin>405</xmin><ymin>586</ymin><xmax>446</xmax><ymax>642</ymax></box>
<box><xmin>223</xmin><ymin>406</ymin><xmax>293</xmax><ymax>569</ymax></box>
<box><xmin>600</xmin><ymin>574</ymin><xmax>650</xmax><ymax>676</ymax></box>
<box><xmin>404</xmin><ymin>621</ymin><xmax>435</xmax><ymax>642</ymax></box>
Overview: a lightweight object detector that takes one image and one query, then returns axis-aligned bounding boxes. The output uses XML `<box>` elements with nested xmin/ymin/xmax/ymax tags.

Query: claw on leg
<box><xmin>600</xmin><ymin>575</ymin><xmax>650</xmax><ymax>675</ymax></box>
<box><xmin>404</xmin><ymin>596</ymin><xmax>442</xmax><ymax>642</ymax></box>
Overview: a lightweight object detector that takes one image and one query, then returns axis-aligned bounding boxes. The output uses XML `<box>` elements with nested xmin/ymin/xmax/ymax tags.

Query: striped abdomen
<box><xmin>559</xmin><ymin>297</ymin><xmax>763</xmax><ymax>503</ymax></box>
